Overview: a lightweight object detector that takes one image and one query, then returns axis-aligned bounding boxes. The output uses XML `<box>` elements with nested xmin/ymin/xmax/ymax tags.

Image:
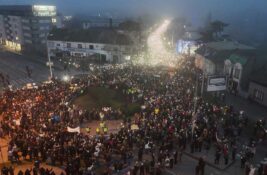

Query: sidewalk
<box><xmin>224</xmin><ymin>93</ymin><xmax>267</xmax><ymax>121</ymax></box>
<box><xmin>163</xmin><ymin>153</ymin><xmax>245</xmax><ymax>175</ymax></box>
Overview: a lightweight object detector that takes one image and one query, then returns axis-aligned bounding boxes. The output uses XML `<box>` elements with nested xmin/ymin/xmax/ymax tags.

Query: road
<box><xmin>138</xmin><ymin>19</ymin><xmax>178</xmax><ymax>67</ymax></box>
<box><xmin>0</xmin><ymin>50</ymin><xmax>82</xmax><ymax>89</ymax></box>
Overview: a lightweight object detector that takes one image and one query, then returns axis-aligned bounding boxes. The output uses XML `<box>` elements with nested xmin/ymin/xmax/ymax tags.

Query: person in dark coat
<box><xmin>198</xmin><ymin>158</ymin><xmax>205</xmax><ymax>175</ymax></box>
<box><xmin>17</xmin><ymin>170</ymin><xmax>24</xmax><ymax>175</ymax></box>
<box><xmin>174</xmin><ymin>150</ymin><xmax>178</xmax><ymax>164</ymax></box>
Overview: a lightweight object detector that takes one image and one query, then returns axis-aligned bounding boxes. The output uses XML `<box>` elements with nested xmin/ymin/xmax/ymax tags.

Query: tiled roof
<box><xmin>206</xmin><ymin>41</ymin><xmax>254</xmax><ymax>51</ymax></box>
<box><xmin>48</xmin><ymin>28</ymin><xmax>133</xmax><ymax>45</ymax></box>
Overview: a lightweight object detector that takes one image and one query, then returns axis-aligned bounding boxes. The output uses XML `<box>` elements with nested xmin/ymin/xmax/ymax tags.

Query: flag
<box><xmin>67</xmin><ymin>126</ymin><xmax>80</xmax><ymax>133</ymax></box>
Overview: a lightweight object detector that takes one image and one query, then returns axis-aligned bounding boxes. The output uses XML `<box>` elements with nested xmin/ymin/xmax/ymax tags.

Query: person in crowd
<box><xmin>0</xmin><ymin>60</ymin><xmax>254</xmax><ymax>174</ymax></box>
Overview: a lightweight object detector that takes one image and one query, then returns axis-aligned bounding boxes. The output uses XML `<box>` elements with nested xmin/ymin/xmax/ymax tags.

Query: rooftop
<box><xmin>195</xmin><ymin>41</ymin><xmax>255</xmax><ymax>63</ymax></box>
<box><xmin>206</xmin><ymin>41</ymin><xmax>254</xmax><ymax>51</ymax></box>
<box><xmin>0</xmin><ymin>5</ymin><xmax>56</xmax><ymax>17</ymax></box>
<box><xmin>48</xmin><ymin>28</ymin><xmax>133</xmax><ymax>45</ymax></box>
<box><xmin>228</xmin><ymin>54</ymin><xmax>248</xmax><ymax>66</ymax></box>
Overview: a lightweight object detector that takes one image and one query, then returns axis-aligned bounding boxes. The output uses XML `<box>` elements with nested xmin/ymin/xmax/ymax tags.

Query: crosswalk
<box><xmin>10</xmin><ymin>77</ymin><xmax>36</xmax><ymax>88</ymax></box>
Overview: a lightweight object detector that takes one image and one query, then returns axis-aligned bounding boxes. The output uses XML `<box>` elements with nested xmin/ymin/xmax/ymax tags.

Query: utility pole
<box><xmin>201</xmin><ymin>60</ymin><xmax>206</xmax><ymax>97</ymax></box>
<box><xmin>46</xmin><ymin>34</ymin><xmax>53</xmax><ymax>79</ymax></box>
<box><xmin>192</xmin><ymin>74</ymin><xmax>199</xmax><ymax>139</ymax></box>
<box><xmin>193</xmin><ymin>74</ymin><xmax>198</xmax><ymax>114</ymax></box>
<box><xmin>201</xmin><ymin>73</ymin><xmax>205</xmax><ymax>97</ymax></box>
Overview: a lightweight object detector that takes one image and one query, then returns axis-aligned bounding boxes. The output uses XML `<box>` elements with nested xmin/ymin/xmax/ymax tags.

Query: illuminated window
<box><xmin>52</xmin><ymin>18</ymin><xmax>57</xmax><ymax>23</ymax></box>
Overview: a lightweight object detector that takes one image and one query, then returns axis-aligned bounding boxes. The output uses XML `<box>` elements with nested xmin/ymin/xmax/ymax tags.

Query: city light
<box><xmin>146</xmin><ymin>19</ymin><xmax>177</xmax><ymax>66</ymax></box>
<box><xmin>62</xmin><ymin>75</ymin><xmax>70</xmax><ymax>82</ymax></box>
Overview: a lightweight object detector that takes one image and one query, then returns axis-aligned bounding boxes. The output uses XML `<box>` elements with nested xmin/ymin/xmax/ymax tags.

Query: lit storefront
<box><xmin>5</xmin><ymin>40</ymin><xmax>21</xmax><ymax>51</ymax></box>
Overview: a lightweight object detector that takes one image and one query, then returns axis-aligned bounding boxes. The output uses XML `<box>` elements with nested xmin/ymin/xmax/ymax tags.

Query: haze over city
<box><xmin>0</xmin><ymin>0</ymin><xmax>267</xmax><ymax>175</ymax></box>
<box><xmin>1</xmin><ymin>0</ymin><xmax>267</xmax><ymax>44</ymax></box>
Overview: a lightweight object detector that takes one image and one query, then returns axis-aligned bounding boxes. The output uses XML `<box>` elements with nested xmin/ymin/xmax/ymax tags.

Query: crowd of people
<box><xmin>0</xmin><ymin>59</ymin><xmax>266</xmax><ymax>175</ymax></box>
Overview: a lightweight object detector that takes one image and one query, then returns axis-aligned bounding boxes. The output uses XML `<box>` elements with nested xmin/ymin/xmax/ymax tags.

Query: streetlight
<box><xmin>46</xmin><ymin>34</ymin><xmax>54</xmax><ymax>79</ymax></box>
<box><xmin>62</xmin><ymin>75</ymin><xmax>70</xmax><ymax>82</ymax></box>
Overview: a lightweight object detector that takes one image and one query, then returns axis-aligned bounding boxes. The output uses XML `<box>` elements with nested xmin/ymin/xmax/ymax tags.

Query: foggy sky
<box><xmin>1</xmin><ymin>0</ymin><xmax>267</xmax><ymax>44</ymax></box>
<box><xmin>0</xmin><ymin>0</ymin><xmax>266</xmax><ymax>23</ymax></box>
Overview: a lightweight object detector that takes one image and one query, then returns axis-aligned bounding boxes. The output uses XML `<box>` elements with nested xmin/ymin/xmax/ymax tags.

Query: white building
<box><xmin>0</xmin><ymin>5</ymin><xmax>57</xmax><ymax>52</ymax></box>
<box><xmin>47</xmin><ymin>29</ymin><xmax>134</xmax><ymax>63</ymax></box>
<box><xmin>195</xmin><ymin>41</ymin><xmax>254</xmax><ymax>75</ymax></box>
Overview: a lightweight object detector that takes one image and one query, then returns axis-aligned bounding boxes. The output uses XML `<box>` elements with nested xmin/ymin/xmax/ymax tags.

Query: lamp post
<box><xmin>46</xmin><ymin>34</ymin><xmax>54</xmax><ymax>79</ymax></box>
<box><xmin>192</xmin><ymin>73</ymin><xmax>199</xmax><ymax>139</ymax></box>
<box><xmin>201</xmin><ymin>59</ymin><xmax>206</xmax><ymax>97</ymax></box>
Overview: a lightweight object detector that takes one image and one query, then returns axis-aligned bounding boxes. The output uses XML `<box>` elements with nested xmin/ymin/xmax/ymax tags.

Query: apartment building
<box><xmin>0</xmin><ymin>5</ymin><xmax>57</xmax><ymax>52</ymax></box>
<box><xmin>47</xmin><ymin>28</ymin><xmax>134</xmax><ymax>63</ymax></box>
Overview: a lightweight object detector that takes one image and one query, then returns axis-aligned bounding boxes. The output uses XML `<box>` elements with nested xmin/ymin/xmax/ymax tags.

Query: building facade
<box><xmin>248</xmin><ymin>81</ymin><xmax>267</xmax><ymax>107</ymax></box>
<box><xmin>248</xmin><ymin>65</ymin><xmax>267</xmax><ymax>106</ymax></box>
<box><xmin>47</xmin><ymin>29</ymin><xmax>134</xmax><ymax>63</ymax></box>
<box><xmin>0</xmin><ymin>5</ymin><xmax>57</xmax><ymax>52</ymax></box>
<box><xmin>195</xmin><ymin>41</ymin><xmax>255</xmax><ymax>96</ymax></box>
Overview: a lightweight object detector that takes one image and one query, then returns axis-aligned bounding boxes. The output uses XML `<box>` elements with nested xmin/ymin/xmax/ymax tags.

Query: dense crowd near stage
<box><xmin>0</xmin><ymin>59</ymin><xmax>266</xmax><ymax>175</ymax></box>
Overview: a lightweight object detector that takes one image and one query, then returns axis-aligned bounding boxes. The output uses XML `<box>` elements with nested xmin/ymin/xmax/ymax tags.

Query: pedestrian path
<box><xmin>10</xmin><ymin>77</ymin><xmax>35</xmax><ymax>88</ymax></box>
<box><xmin>225</xmin><ymin>93</ymin><xmax>267</xmax><ymax>121</ymax></box>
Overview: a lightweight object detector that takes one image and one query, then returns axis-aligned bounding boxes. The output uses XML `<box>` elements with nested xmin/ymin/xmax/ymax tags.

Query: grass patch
<box><xmin>73</xmin><ymin>87</ymin><xmax>140</xmax><ymax>117</ymax></box>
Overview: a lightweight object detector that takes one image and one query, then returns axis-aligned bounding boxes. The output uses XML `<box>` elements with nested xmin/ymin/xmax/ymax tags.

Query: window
<box><xmin>56</xmin><ymin>43</ymin><xmax>60</xmax><ymax>47</ymax></box>
<box><xmin>254</xmin><ymin>89</ymin><xmax>264</xmax><ymax>101</ymax></box>
<box><xmin>89</xmin><ymin>45</ymin><xmax>94</xmax><ymax>49</ymax></box>
<box><xmin>52</xmin><ymin>18</ymin><xmax>57</xmax><ymax>23</ymax></box>
<box><xmin>78</xmin><ymin>44</ymin><xmax>82</xmax><ymax>49</ymax></box>
<box><xmin>234</xmin><ymin>68</ymin><xmax>241</xmax><ymax>79</ymax></box>
<box><xmin>113</xmin><ymin>47</ymin><xmax>118</xmax><ymax>51</ymax></box>
<box><xmin>67</xmin><ymin>43</ymin><xmax>71</xmax><ymax>48</ymax></box>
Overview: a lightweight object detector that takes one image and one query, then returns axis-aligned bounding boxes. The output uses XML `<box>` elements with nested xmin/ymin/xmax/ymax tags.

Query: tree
<box><xmin>199</xmin><ymin>20</ymin><xmax>229</xmax><ymax>42</ymax></box>
<box><xmin>119</xmin><ymin>20</ymin><xmax>141</xmax><ymax>31</ymax></box>
<box><xmin>210</xmin><ymin>20</ymin><xmax>229</xmax><ymax>38</ymax></box>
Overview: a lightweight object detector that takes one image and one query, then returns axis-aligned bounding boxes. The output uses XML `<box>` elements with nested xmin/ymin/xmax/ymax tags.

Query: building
<box><xmin>195</xmin><ymin>41</ymin><xmax>254</xmax><ymax>75</ymax></box>
<box><xmin>248</xmin><ymin>65</ymin><xmax>267</xmax><ymax>106</ymax></box>
<box><xmin>194</xmin><ymin>40</ymin><xmax>255</xmax><ymax>96</ymax></box>
<box><xmin>223</xmin><ymin>52</ymin><xmax>256</xmax><ymax>96</ymax></box>
<box><xmin>47</xmin><ymin>28</ymin><xmax>134</xmax><ymax>63</ymax></box>
<box><xmin>0</xmin><ymin>5</ymin><xmax>57</xmax><ymax>53</ymax></box>
<box><xmin>82</xmin><ymin>17</ymin><xmax>122</xmax><ymax>29</ymax></box>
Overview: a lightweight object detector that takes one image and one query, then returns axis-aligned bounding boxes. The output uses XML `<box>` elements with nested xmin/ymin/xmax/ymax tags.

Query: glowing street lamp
<box><xmin>62</xmin><ymin>75</ymin><xmax>70</xmax><ymax>82</ymax></box>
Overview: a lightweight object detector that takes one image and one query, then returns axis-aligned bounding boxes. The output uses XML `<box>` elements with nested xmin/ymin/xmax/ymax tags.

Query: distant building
<box><xmin>195</xmin><ymin>40</ymin><xmax>255</xmax><ymax>96</ymax></box>
<box><xmin>0</xmin><ymin>5</ymin><xmax>57</xmax><ymax>53</ymax></box>
<box><xmin>223</xmin><ymin>52</ymin><xmax>256</xmax><ymax>96</ymax></box>
<box><xmin>195</xmin><ymin>41</ymin><xmax>254</xmax><ymax>75</ymax></box>
<box><xmin>47</xmin><ymin>28</ymin><xmax>134</xmax><ymax>63</ymax></box>
<box><xmin>82</xmin><ymin>17</ymin><xmax>122</xmax><ymax>29</ymax></box>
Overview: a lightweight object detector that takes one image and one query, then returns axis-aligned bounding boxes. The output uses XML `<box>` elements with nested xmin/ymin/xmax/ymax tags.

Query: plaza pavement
<box><xmin>168</xmin><ymin>92</ymin><xmax>267</xmax><ymax>175</ymax></box>
<box><xmin>1</xmin><ymin>50</ymin><xmax>266</xmax><ymax>174</ymax></box>
<box><xmin>0</xmin><ymin>50</ymin><xmax>87</xmax><ymax>90</ymax></box>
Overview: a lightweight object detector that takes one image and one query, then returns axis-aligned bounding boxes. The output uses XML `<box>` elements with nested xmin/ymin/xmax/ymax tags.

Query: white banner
<box><xmin>13</xmin><ymin>119</ymin><xmax>21</xmax><ymax>126</ymax></box>
<box><xmin>207</xmin><ymin>76</ymin><xmax>227</xmax><ymax>92</ymax></box>
<box><xmin>67</xmin><ymin>126</ymin><xmax>80</xmax><ymax>133</ymax></box>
